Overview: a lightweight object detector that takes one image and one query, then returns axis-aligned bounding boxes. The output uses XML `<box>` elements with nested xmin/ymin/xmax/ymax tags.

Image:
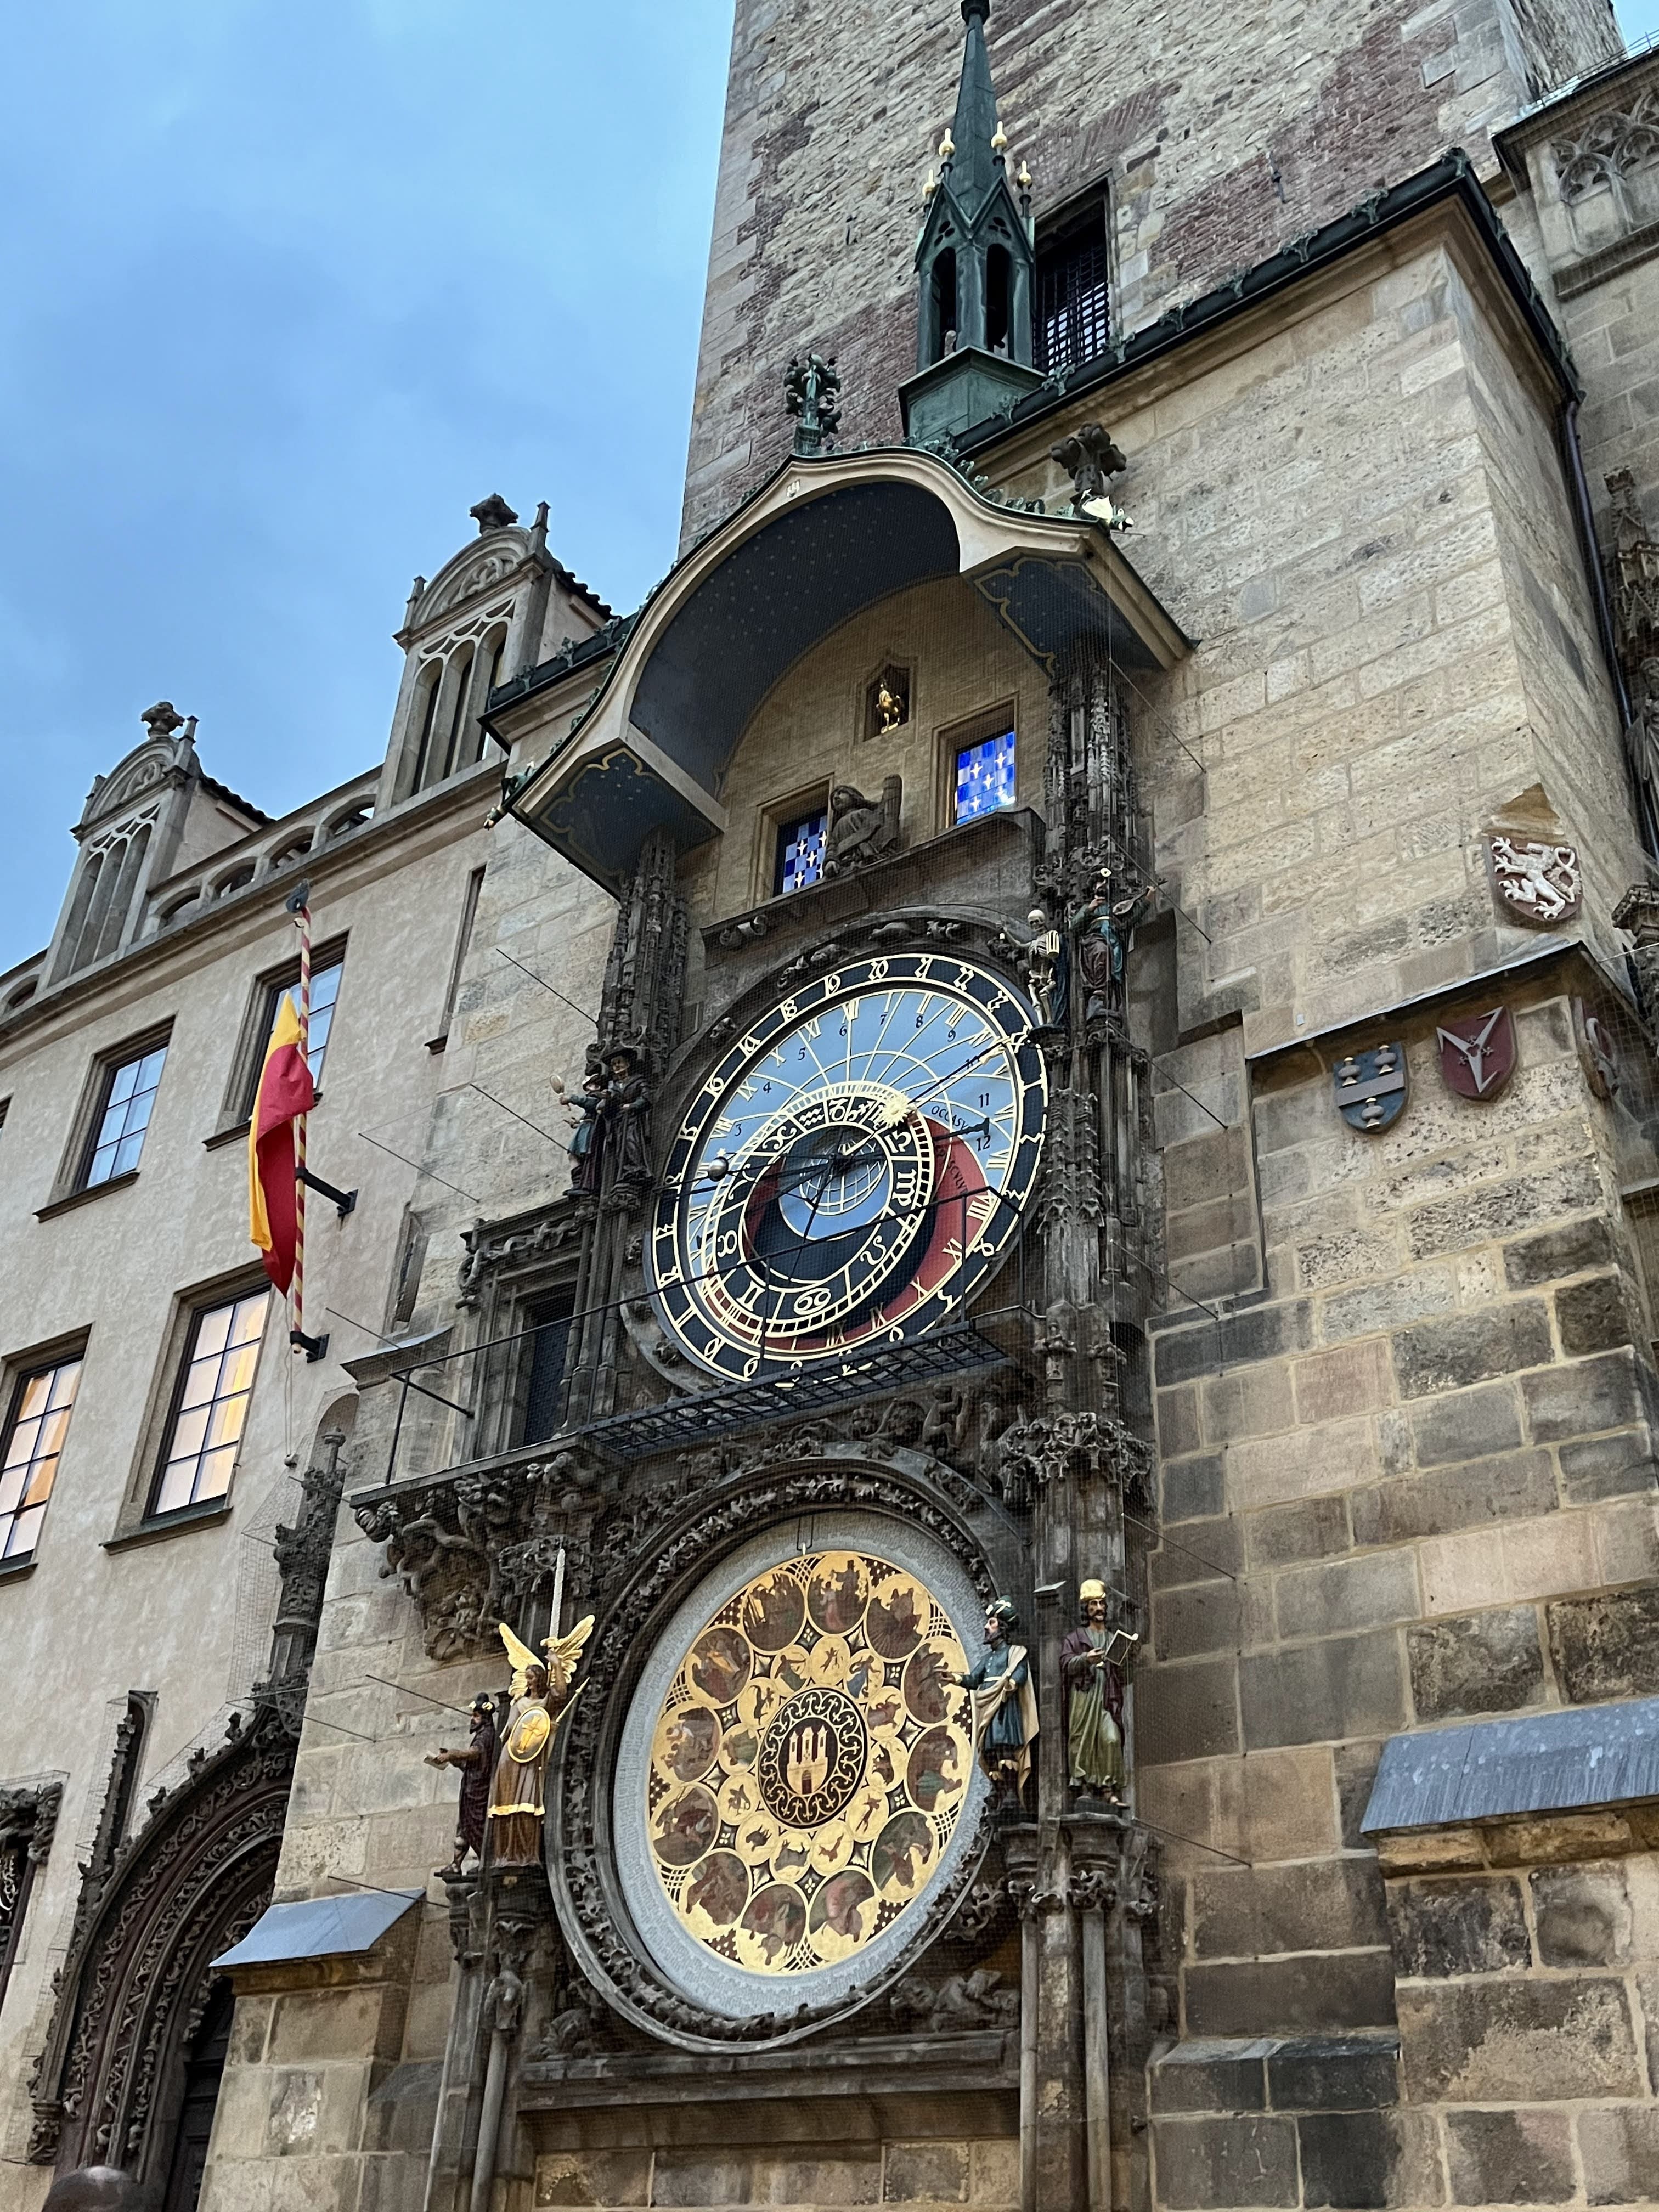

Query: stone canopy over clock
<box><xmin>647</xmin><ymin>949</ymin><xmax>1048</xmax><ymax>1381</ymax></box>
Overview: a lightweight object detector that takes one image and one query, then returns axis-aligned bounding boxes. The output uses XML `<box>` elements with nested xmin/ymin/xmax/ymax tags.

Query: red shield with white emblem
<box><xmin>1436</xmin><ymin>1007</ymin><xmax>1516</xmax><ymax>1101</ymax></box>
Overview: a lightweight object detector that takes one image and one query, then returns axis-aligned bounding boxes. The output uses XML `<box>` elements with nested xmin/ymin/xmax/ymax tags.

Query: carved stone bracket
<box><xmin>0</xmin><ymin>1781</ymin><xmax>63</xmax><ymax>1866</ymax></box>
<box><xmin>458</xmin><ymin>1199</ymin><xmax>589</xmax><ymax>1308</ymax></box>
<box><xmin>996</xmin><ymin>1410</ymin><xmax>1152</xmax><ymax>1513</ymax></box>
<box><xmin>353</xmin><ymin>1455</ymin><xmax>603</xmax><ymax>1660</ymax></box>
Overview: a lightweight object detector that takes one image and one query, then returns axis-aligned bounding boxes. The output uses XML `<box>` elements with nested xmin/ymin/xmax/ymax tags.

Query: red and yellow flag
<box><xmin>248</xmin><ymin>995</ymin><xmax>316</xmax><ymax>1293</ymax></box>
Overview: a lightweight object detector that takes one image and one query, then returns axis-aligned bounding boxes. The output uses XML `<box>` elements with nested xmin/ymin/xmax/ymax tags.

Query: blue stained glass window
<box><xmin>776</xmin><ymin>810</ymin><xmax>827</xmax><ymax>896</ymax></box>
<box><xmin>954</xmin><ymin>730</ymin><xmax>1018</xmax><ymax>823</ymax></box>
<box><xmin>84</xmin><ymin>1044</ymin><xmax>167</xmax><ymax>1187</ymax></box>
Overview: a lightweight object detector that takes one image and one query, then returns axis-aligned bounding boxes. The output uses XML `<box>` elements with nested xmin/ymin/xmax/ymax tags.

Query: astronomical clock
<box><xmin>647</xmin><ymin>950</ymin><xmax>1047</xmax><ymax>1381</ymax></box>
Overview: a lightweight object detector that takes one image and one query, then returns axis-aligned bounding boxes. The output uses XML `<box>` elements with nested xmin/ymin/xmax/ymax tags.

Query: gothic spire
<box><xmin>944</xmin><ymin>0</ymin><xmax>1002</xmax><ymax>213</ymax></box>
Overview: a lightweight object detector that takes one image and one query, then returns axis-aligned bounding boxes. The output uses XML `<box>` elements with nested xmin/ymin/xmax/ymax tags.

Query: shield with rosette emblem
<box><xmin>1436</xmin><ymin>1007</ymin><xmax>1516</xmax><ymax>1101</ymax></box>
<box><xmin>1333</xmin><ymin>1042</ymin><xmax>1408</xmax><ymax>1133</ymax></box>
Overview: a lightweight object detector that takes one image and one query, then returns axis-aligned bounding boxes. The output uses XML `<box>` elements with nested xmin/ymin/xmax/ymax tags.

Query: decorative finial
<box><xmin>1015</xmin><ymin>159</ymin><xmax>1031</xmax><ymax>190</ymax></box>
<box><xmin>141</xmin><ymin>702</ymin><xmax>185</xmax><ymax>740</ymax></box>
<box><xmin>469</xmin><ymin>493</ymin><xmax>519</xmax><ymax>535</ymax></box>
<box><xmin>923</xmin><ymin>167</ymin><xmax>939</xmax><ymax>201</ymax></box>
<box><xmin>784</xmin><ymin>352</ymin><xmax>843</xmax><ymax>456</ymax></box>
<box><xmin>991</xmin><ymin>119</ymin><xmax>1007</xmax><ymax>154</ymax></box>
<box><xmin>939</xmin><ymin>128</ymin><xmax>956</xmax><ymax>162</ymax></box>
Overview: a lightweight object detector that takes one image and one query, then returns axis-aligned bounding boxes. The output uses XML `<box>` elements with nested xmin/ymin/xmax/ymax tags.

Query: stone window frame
<box><xmin>0</xmin><ymin>1778</ymin><xmax>63</xmax><ymax>2021</ymax></box>
<box><xmin>860</xmin><ymin>658</ymin><xmax>915</xmax><ymax>743</ymax></box>
<box><xmin>1032</xmin><ymin>178</ymin><xmax>1113</xmax><ymax>377</ymax></box>
<box><xmin>464</xmin><ymin>1225</ymin><xmax>585</xmax><ymax>1461</ymax></box>
<box><xmin>108</xmin><ymin>1261</ymin><xmax>275</xmax><ymax>1545</ymax></box>
<box><xmin>0</xmin><ymin>1328</ymin><xmax>91</xmax><ymax>1578</ymax></box>
<box><xmin>208</xmin><ymin>932</ymin><xmax>348</xmax><ymax>1142</ymax></box>
<box><xmin>753</xmin><ymin>777</ymin><xmax>831</xmax><ymax>907</ymax></box>
<box><xmin>936</xmin><ymin>698</ymin><xmax>1020</xmax><ymax>834</ymax></box>
<box><xmin>43</xmin><ymin>1018</ymin><xmax>174</xmax><ymax>1212</ymax></box>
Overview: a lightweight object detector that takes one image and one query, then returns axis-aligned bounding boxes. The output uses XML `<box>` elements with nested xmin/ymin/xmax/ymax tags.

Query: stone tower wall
<box><xmin>681</xmin><ymin>0</ymin><xmax>1622</xmax><ymax>547</ymax></box>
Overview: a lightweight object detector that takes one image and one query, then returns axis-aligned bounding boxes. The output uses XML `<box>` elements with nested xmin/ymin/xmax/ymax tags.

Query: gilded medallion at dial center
<box><xmin>757</xmin><ymin>1686</ymin><xmax>866</xmax><ymax>1827</ymax></box>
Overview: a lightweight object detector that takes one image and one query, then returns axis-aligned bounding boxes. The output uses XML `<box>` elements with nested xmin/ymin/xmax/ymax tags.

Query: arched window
<box><xmin>986</xmin><ymin>244</ymin><xmax>1012</xmax><ymax>354</ymax></box>
<box><xmin>440</xmin><ymin>648</ymin><xmax>475</xmax><ymax>781</ymax></box>
<box><xmin>930</xmin><ymin>248</ymin><xmax>958</xmax><ymax>360</ymax></box>
<box><xmin>411</xmin><ymin>662</ymin><xmax>444</xmax><ymax>789</ymax></box>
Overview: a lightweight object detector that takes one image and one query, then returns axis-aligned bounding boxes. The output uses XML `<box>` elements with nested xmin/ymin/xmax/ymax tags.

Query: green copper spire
<box><xmin>945</xmin><ymin>0</ymin><xmax>1002</xmax><ymax>214</ymax></box>
<box><xmin>899</xmin><ymin>0</ymin><xmax>1043</xmax><ymax>444</ymax></box>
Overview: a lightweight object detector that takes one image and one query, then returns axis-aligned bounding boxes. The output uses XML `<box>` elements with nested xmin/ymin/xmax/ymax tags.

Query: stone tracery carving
<box><xmin>1554</xmin><ymin>91</ymin><xmax>1659</xmax><ymax>205</ymax></box>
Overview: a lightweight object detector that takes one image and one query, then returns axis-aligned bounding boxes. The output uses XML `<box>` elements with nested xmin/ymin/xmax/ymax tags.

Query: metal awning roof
<box><xmin>1361</xmin><ymin>1695</ymin><xmax>1659</xmax><ymax>1833</ymax></box>
<box><xmin>212</xmin><ymin>1888</ymin><xmax>423</xmax><ymax>1968</ymax></box>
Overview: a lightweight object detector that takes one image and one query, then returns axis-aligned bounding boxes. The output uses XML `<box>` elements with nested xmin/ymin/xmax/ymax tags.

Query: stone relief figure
<box><xmin>823</xmin><ymin>777</ymin><xmax>901</xmax><ymax>876</ymax></box>
<box><xmin>425</xmin><ymin>1692</ymin><xmax>499</xmax><ymax>1876</ymax></box>
<box><xmin>955</xmin><ymin>1598</ymin><xmax>1038</xmax><ymax>1814</ymax></box>
<box><xmin>600</xmin><ymin>1046</ymin><xmax>652</xmax><ymax>1188</ymax></box>
<box><xmin>486</xmin><ymin>1617</ymin><xmax>592</xmax><ymax>1867</ymax></box>
<box><xmin>1061</xmin><ymin>1579</ymin><xmax>1138</xmax><ymax>1804</ymax></box>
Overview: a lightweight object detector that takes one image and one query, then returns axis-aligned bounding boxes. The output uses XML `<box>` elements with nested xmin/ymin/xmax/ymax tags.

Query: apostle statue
<box><xmin>484</xmin><ymin>1616</ymin><xmax>593</xmax><ymax>1868</ymax></box>
<box><xmin>1062</xmin><ymin>1579</ymin><xmax>1137</xmax><ymax>1803</ymax></box>
<box><xmin>425</xmin><ymin>1692</ymin><xmax>499</xmax><ymax>1876</ymax></box>
<box><xmin>955</xmin><ymin>1598</ymin><xmax>1039</xmax><ymax>1813</ymax></box>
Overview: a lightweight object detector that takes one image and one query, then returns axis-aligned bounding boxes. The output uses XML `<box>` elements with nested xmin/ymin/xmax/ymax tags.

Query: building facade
<box><xmin>7</xmin><ymin>6</ymin><xmax>1659</xmax><ymax>2212</ymax></box>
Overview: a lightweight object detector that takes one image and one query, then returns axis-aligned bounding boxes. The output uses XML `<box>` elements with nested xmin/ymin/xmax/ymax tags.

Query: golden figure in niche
<box><xmin>647</xmin><ymin>1551</ymin><xmax>971</xmax><ymax>1974</ymax></box>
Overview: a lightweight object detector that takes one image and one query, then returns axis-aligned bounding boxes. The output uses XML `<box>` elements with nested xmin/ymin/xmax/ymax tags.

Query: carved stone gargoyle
<box><xmin>823</xmin><ymin>776</ymin><xmax>901</xmax><ymax>876</ymax></box>
<box><xmin>1049</xmin><ymin>424</ymin><xmax>1127</xmax><ymax>522</ymax></box>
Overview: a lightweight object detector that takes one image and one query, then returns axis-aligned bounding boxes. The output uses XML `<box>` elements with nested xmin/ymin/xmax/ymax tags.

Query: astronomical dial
<box><xmin>649</xmin><ymin>951</ymin><xmax>1046</xmax><ymax>1380</ymax></box>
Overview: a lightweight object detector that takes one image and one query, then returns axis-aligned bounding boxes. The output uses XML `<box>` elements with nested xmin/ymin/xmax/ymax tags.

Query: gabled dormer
<box><xmin>379</xmin><ymin>493</ymin><xmax>610</xmax><ymax>810</ymax></box>
<box><xmin>900</xmin><ymin>0</ymin><xmax>1045</xmax><ymax>448</ymax></box>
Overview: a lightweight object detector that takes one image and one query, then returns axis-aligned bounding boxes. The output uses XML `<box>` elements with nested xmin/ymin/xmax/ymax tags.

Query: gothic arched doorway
<box><xmin>160</xmin><ymin>1978</ymin><xmax>234</xmax><ymax>2212</ymax></box>
<box><xmin>29</xmin><ymin>1711</ymin><xmax>294</xmax><ymax>2187</ymax></box>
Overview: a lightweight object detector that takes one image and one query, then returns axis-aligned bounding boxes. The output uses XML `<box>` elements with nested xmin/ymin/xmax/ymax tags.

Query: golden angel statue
<box><xmin>485</xmin><ymin>1615</ymin><xmax>592</xmax><ymax>1867</ymax></box>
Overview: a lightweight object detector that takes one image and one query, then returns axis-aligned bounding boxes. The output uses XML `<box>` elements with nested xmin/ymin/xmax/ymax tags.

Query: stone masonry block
<box><xmin>1523</xmin><ymin>1347</ymin><xmax>1644</xmax><ymax>1443</ymax></box>
<box><xmin>1298</xmin><ymin>2109</ymin><xmax>1444</xmax><ymax>2209</ymax></box>
<box><xmin>1391</xmin><ymin>1301</ymin><xmax>1553</xmax><ymax>1397</ymax></box>
<box><xmin>1293</xmin><ymin>1339</ymin><xmax>1395</xmax><ymax>1426</ymax></box>
<box><xmin>1155</xmin><ymin>1582</ymin><xmax>1244</xmax><ymax>1660</ymax></box>
<box><xmin>1165</xmin><ymin>1126</ymin><xmax>1252</xmax><ymax>1215</ymax></box>
<box><xmin>1276</xmin><ymin>1551</ymin><xmax>1421</xmax><ymax>1639</ymax></box>
<box><xmin>1229</xmin><ymin>1418</ymin><xmax>1379</xmax><ymax>1511</ymax></box>
<box><xmin>1530</xmin><ymin>1863</ymin><xmax>1633</xmax><ymax>1967</ymax></box>
<box><xmin>883</xmin><ymin>2140</ymin><xmax>967</xmax><ymax>2199</ymax></box>
<box><xmin>1557</xmin><ymin>1274</ymin><xmax>1639</xmax><ymax>1356</ymax></box>
<box><xmin>1240</xmin><ymin>1629</ymin><xmax>1408</xmax><ymax>1748</ymax></box>
<box><xmin>1354</xmin><ymin>1449</ymin><xmax>1556</xmax><ymax>1545</ymax></box>
<box><xmin>1503</xmin><ymin>1216</ymin><xmax>1616</xmax><ymax>1288</ymax></box>
<box><xmin>1152</xmin><ymin>1517</ymin><xmax>1246</xmax><ymax>1590</ymax></box>
<box><xmin>1385</xmin><ymin>1875</ymin><xmax>1531</xmax><ymax>1977</ymax></box>
<box><xmin>1407</xmin><ymin>1608</ymin><xmax>1545</xmax><ymax>1720</ymax></box>
<box><xmin>1398</xmin><ymin>1977</ymin><xmax>1645</xmax><ymax>2100</ymax></box>
<box><xmin>1404</xmin><ymin>1381</ymin><xmax>1525</xmax><ymax>1466</ymax></box>
<box><xmin>1164</xmin><ymin>1452</ymin><xmax>1227</xmax><ymax>1523</ymax></box>
<box><xmin>1137</xmin><ymin>1655</ymin><xmax>1241</xmax><ymax>1764</ymax></box>
<box><xmin>1265</xmin><ymin>2036</ymin><xmax>1400</xmax><ymax>2113</ymax></box>
<box><xmin>1201</xmin><ymin>1362</ymin><xmax>1295</xmax><ymax>1443</ymax></box>
<box><xmin>1215</xmin><ymin>1745</ymin><xmax>1341</xmax><ymax>1864</ymax></box>
<box><xmin>1406</xmin><ymin>1161</ymin><xmax>1601</xmax><ymax>1260</ymax></box>
<box><xmin>1150</xmin><ymin>2041</ymin><xmax>1268</xmax><ymax>2113</ymax></box>
<box><xmin>1185</xmin><ymin>1951</ymin><xmax>1398</xmax><ymax>2038</ymax></box>
<box><xmin>1159</xmin><ymin>1384</ymin><xmax>1203</xmax><ymax>1459</ymax></box>
<box><xmin>1547</xmin><ymin>1584</ymin><xmax>1659</xmax><ymax>1701</ymax></box>
<box><xmin>1249</xmin><ymin>1496</ymin><xmax>1352</xmax><ymax>1567</ymax></box>
<box><xmin>1557</xmin><ymin>1427</ymin><xmax>1658</xmax><ymax>1504</ymax></box>
<box><xmin>1154</xmin><ymin>1300</ymin><xmax>1315</xmax><ymax>1387</ymax></box>
<box><xmin>1193</xmin><ymin>1859</ymin><xmax>1387</xmax><ymax>1960</ymax></box>
<box><xmin>1444</xmin><ymin>2108</ymin><xmax>1575</xmax><ymax>2206</ymax></box>
<box><xmin>1154</xmin><ymin>2114</ymin><xmax>1299</xmax><ymax>2208</ymax></box>
<box><xmin>1577</xmin><ymin>2107</ymin><xmax>1659</xmax><ymax>2207</ymax></box>
<box><xmin>535</xmin><ymin>2150</ymin><xmax>654</xmax><ymax>2205</ymax></box>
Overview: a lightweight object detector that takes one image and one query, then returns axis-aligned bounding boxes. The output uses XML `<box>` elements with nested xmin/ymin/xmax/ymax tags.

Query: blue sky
<box><xmin>2</xmin><ymin>2</ymin><xmax>1657</xmax><ymax>963</ymax></box>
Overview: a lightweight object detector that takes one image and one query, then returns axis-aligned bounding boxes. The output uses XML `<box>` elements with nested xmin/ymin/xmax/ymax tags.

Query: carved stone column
<box><xmin>1614</xmin><ymin>883</ymin><xmax>1659</xmax><ymax>1034</ymax></box>
<box><xmin>1005</xmin><ymin>1831</ymin><xmax>1085</xmax><ymax>2212</ymax></box>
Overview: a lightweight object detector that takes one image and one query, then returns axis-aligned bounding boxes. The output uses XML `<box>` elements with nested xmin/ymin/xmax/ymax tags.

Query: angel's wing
<box><xmin>499</xmin><ymin>1619</ymin><xmax>540</xmax><ymax>1699</ymax></box>
<box><xmin>543</xmin><ymin>1613</ymin><xmax>594</xmax><ymax>1694</ymax></box>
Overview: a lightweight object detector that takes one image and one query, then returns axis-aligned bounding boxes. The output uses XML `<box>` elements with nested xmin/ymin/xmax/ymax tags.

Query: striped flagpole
<box><xmin>292</xmin><ymin>893</ymin><xmax>312</xmax><ymax>1349</ymax></box>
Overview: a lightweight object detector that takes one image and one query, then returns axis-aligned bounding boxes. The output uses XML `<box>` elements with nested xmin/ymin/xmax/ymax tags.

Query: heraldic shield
<box><xmin>1436</xmin><ymin>1006</ymin><xmax>1516</xmax><ymax>1101</ymax></box>
<box><xmin>1333</xmin><ymin>1042</ymin><xmax>1408</xmax><ymax>1133</ymax></box>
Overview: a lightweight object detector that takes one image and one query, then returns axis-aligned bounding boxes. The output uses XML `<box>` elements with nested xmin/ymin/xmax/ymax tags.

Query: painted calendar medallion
<box><xmin>644</xmin><ymin>1549</ymin><xmax>973</xmax><ymax>1978</ymax></box>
